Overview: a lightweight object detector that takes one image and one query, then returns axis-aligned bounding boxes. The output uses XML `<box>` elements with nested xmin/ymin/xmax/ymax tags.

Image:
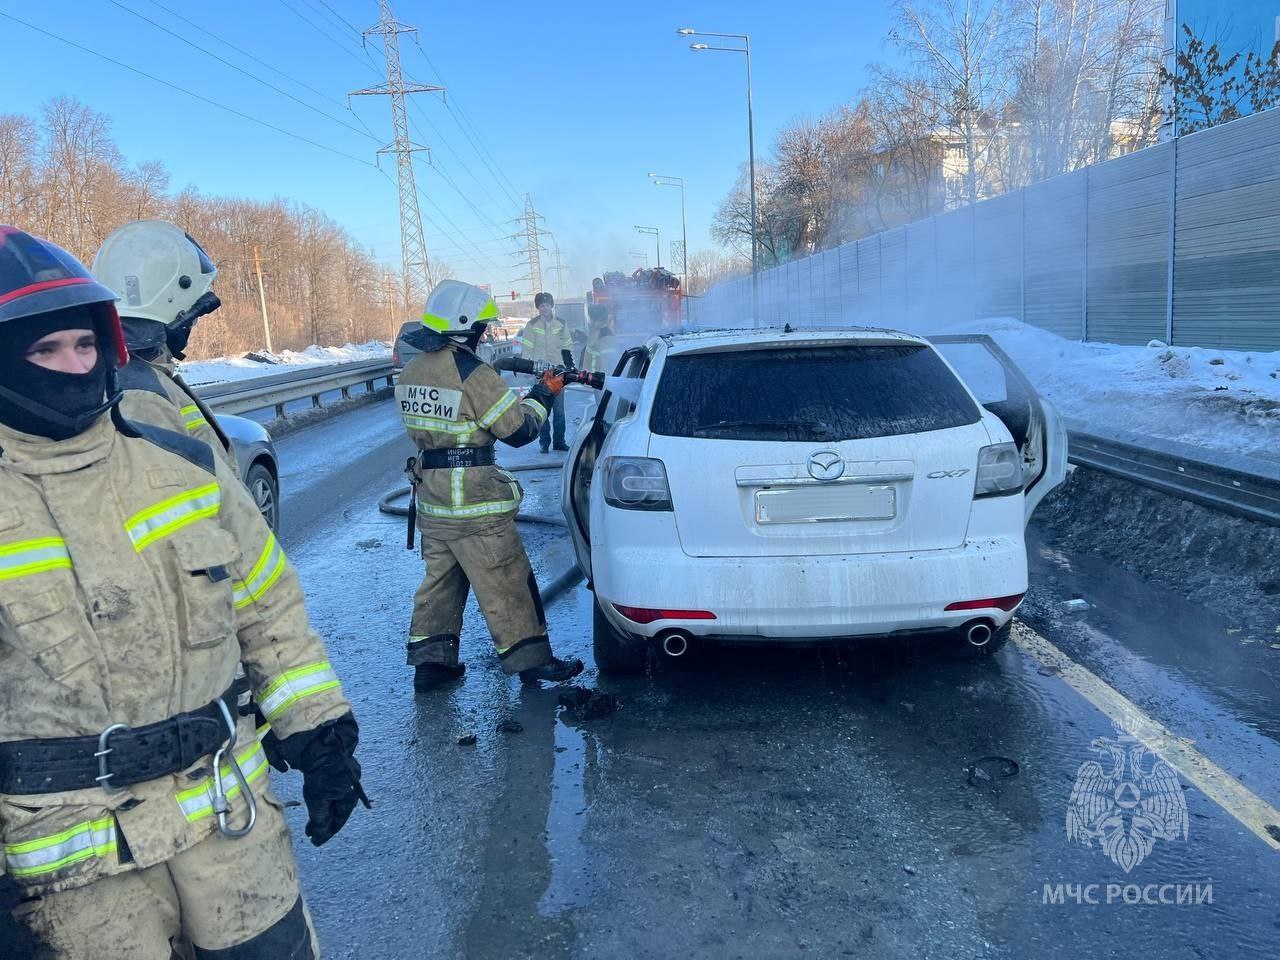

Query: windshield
<box><xmin>649</xmin><ymin>343</ymin><xmax>980</xmax><ymax>442</ymax></box>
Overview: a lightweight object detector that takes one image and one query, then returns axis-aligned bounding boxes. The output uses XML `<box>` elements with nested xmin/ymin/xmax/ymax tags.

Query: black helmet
<box><xmin>0</xmin><ymin>226</ymin><xmax>128</xmax><ymax>439</ymax></box>
<box><xmin>0</xmin><ymin>226</ymin><xmax>127</xmax><ymax>365</ymax></box>
<box><xmin>534</xmin><ymin>291</ymin><xmax>554</xmax><ymax>308</ymax></box>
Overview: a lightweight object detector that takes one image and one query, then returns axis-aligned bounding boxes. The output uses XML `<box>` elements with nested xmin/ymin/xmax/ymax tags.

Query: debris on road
<box><xmin>557</xmin><ymin>687</ymin><xmax>620</xmax><ymax>722</ymax></box>
<box><xmin>1037</xmin><ymin>664</ymin><xmax>1061</xmax><ymax>677</ymax></box>
<box><xmin>456</xmin><ymin>732</ymin><xmax>478</xmax><ymax>747</ymax></box>
<box><xmin>1063</xmin><ymin>598</ymin><xmax>1091</xmax><ymax>613</ymax></box>
<box><xmin>966</xmin><ymin>756</ymin><xmax>1021</xmax><ymax>787</ymax></box>
<box><xmin>496</xmin><ymin>719</ymin><xmax>524</xmax><ymax>734</ymax></box>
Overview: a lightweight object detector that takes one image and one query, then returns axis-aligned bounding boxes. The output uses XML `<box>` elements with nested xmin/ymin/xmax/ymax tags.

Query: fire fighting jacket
<box><xmin>516</xmin><ymin>314</ymin><xmax>573</xmax><ymax>366</ymax></box>
<box><xmin>118</xmin><ymin>350</ymin><xmax>234</xmax><ymax>470</ymax></box>
<box><xmin>396</xmin><ymin>330</ymin><xmax>549</xmax><ymax>530</ymax></box>
<box><xmin>0</xmin><ymin>414</ymin><xmax>349</xmax><ymax>896</ymax></box>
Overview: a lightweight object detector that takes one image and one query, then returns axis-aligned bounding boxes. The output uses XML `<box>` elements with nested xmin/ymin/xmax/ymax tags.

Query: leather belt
<box><xmin>0</xmin><ymin>686</ymin><xmax>240</xmax><ymax>795</ymax></box>
<box><xmin>418</xmin><ymin>446</ymin><xmax>496</xmax><ymax>470</ymax></box>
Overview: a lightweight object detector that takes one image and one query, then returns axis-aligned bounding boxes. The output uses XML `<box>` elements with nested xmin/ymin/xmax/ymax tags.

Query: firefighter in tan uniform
<box><xmin>92</xmin><ymin>220</ymin><xmax>235</xmax><ymax>467</ymax></box>
<box><xmin>398</xmin><ymin>280</ymin><xmax>584</xmax><ymax>690</ymax></box>
<box><xmin>0</xmin><ymin>227</ymin><xmax>367</xmax><ymax>959</ymax></box>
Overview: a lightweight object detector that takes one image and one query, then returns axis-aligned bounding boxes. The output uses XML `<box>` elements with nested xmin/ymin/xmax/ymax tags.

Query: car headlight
<box><xmin>602</xmin><ymin>457</ymin><xmax>673</xmax><ymax>512</ymax></box>
<box><xmin>974</xmin><ymin>443</ymin><xmax>1023</xmax><ymax>498</ymax></box>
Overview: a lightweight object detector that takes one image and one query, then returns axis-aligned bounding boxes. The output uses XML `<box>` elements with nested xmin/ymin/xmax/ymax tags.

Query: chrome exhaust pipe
<box><xmin>966</xmin><ymin>621</ymin><xmax>994</xmax><ymax>648</ymax></box>
<box><xmin>659</xmin><ymin>631</ymin><xmax>690</xmax><ymax>658</ymax></box>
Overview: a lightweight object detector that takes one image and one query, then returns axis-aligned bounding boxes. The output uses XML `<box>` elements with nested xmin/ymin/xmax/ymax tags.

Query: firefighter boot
<box><xmin>414</xmin><ymin>663</ymin><xmax>466</xmax><ymax>691</ymax></box>
<box><xmin>519</xmin><ymin>657</ymin><xmax>585</xmax><ymax>686</ymax></box>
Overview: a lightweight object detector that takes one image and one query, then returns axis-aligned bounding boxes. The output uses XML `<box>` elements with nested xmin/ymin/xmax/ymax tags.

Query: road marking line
<box><xmin>1012</xmin><ymin>622</ymin><xmax>1280</xmax><ymax>852</ymax></box>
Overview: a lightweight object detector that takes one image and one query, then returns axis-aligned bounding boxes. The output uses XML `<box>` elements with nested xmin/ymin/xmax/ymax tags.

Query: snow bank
<box><xmin>179</xmin><ymin>341</ymin><xmax>392</xmax><ymax>387</ymax></box>
<box><xmin>920</xmin><ymin>317</ymin><xmax>1280</xmax><ymax>462</ymax></box>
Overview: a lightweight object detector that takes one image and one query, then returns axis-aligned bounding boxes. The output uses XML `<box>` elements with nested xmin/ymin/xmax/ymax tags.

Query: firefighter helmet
<box><xmin>422</xmin><ymin>280</ymin><xmax>499</xmax><ymax>334</ymax></box>
<box><xmin>92</xmin><ymin>220</ymin><xmax>219</xmax><ymax>357</ymax></box>
<box><xmin>0</xmin><ymin>225</ymin><xmax>127</xmax><ymax>366</ymax></box>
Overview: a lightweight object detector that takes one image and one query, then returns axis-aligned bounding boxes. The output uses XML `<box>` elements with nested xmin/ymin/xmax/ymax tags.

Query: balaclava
<box><xmin>0</xmin><ymin>305</ymin><xmax>114</xmax><ymax>440</ymax></box>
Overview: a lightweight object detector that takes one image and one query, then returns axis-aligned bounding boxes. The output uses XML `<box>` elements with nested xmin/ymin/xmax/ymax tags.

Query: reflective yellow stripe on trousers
<box><xmin>0</xmin><ymin>537</ymin><xmax>72</xmax><ymax>581</ymax></box>
<box><xmin>4</xmin><ymin>817</ymin><xmax>117</xmax><ymax>879</ymax></box>
<box><xmin>125</xmin><ymin>482</ymin><xmax>222</xmax><ymax>551</ymax></box>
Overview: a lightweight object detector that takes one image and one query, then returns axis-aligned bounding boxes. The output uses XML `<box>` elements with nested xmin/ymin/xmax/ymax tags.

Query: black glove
<box><xmin>525</xmin><ymin>380</ymin><xmax>556</xmax><ymax>412</ymax></box>
<box><xmin>275</xmin><ymin>712</ymin><xmax>370</xmax><ymax>847</ymax></box>
<box><xmin>561</xmin><ymin>349</ymin><xmax>575</xmax><ymax>369</ymax></box>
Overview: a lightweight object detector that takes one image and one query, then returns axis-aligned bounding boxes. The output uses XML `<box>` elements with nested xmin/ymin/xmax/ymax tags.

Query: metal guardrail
<box><xmin>193</xmin><ymin>359</ymin><xmax>395</xmax><ymax>417</ymax></box>
<box><xmin>1066</xmin><ymin>423</ymin><xmax>1280</xmax><ymax>526</ymax></box>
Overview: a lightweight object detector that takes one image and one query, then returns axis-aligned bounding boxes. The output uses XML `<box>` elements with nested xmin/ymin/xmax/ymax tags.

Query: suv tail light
<box><xmin>946</xmin><ymin>593</ymin><xmax>1025</xmax><ymax>612</ymax></box>
<box><xmin>602</xmin><ymin>457</ymin><xmax>673</xmax><ymax>512</ymax></box>
<box><xmin>613</xmin><ymin>604</ymin><xmax>716</xmax><ymax>624</ymax></box>
<box><xmin>974</xmin><ymin>443</ymin><xmax>1022</xmax><ymax>498</ymax></box>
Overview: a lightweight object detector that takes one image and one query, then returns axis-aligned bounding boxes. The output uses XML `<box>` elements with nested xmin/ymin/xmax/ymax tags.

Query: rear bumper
<box><xmin>594</xmin><ymin>537</ymin><xmax>1027</xmax><ymax>641</ymax></box>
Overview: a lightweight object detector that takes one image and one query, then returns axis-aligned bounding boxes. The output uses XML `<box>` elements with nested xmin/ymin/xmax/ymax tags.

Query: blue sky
<box><xmin>0</xmin><ymin>0</ymin><xmax>896</xmax><ymax>298</ymax></box>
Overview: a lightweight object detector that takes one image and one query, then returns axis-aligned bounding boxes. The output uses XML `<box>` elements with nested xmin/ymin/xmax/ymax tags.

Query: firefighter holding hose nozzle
<box><xmin>396</xmin><ymin>280</ymin><xmax>585</xmax><ymax>691</ymax></box>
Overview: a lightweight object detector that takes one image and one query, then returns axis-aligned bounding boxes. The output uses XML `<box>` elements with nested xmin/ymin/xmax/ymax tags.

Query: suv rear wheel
<box><xmin>593</xmin><ymin>597</ymin><xmax>649</xmax><ymax>674</ymax></box>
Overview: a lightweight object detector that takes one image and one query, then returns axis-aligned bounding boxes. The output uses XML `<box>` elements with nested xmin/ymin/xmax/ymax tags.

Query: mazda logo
<box><xmin>807</xmin><ymin>451</ymin><xmax>845</xmax><ymax>481</ymax></box>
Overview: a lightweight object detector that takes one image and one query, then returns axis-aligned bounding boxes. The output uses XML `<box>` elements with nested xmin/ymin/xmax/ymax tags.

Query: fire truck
<box><xmin>588</xmin><ymin>267</ymin><xmax>682</xmax><ymax>342</ymax></box>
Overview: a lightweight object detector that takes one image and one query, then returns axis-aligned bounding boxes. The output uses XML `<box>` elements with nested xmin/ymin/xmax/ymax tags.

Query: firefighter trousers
<box><xmin>11</xmin><ymin>793</ymin><xmax>318</xmax><ymax>960</ymax></box>
<box><xmin>408</xmin><ymin>517</ymin><xmax>552</xmax><ymax>674</ymax></box>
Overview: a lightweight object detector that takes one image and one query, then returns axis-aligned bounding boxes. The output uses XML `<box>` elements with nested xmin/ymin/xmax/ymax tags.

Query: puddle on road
<box><xmin>537</xmin><ymin>720</ymin><xmax>593</xmax><ymax>917</ymax></box>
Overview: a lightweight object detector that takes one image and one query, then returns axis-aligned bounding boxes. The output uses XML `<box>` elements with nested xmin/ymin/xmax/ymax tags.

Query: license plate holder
<box><xmin>755</xmin><ymin>483</ymin><xmax>897</xmax><ymax>524</ymax></box>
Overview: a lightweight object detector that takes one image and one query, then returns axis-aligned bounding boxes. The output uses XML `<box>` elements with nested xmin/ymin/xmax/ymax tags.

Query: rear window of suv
<box><xmin>649</xmin><ymin>343</ymin><xmax>980</xmax><ymax>442</ymax></box>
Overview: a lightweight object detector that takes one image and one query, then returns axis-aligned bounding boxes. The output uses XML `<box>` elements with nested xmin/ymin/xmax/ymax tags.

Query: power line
<box><xmin>107</xmin><ymin>0</ymin><xmax>378</xmax><ymax>142</ymax></box>
<box><xmin>368</xmin><ymin>165</ymin><xmax>509</xmax><ymax>281</ymax></box>
<box><xmin>147</xmin><ymin>0</ymin><xmax>371</xmax><ymax>117</ymax></box>
<box><xmin>415</xmin><ymin>165</ymin><xmax>515</xmax><ymax>277</ymax></box>
<box><xmin>274</xmin><ymin>0</ymin><xmax>378</xmax><ymax>73</ymax></box>
<box><xmin>414</xmin><ymin>47</ymin><xmax>524</xmax><ymax>209</ymax></box>
<box><xmin>407</xmin><ymin>98</ymin><xmax>518</xmax><ymax>227</ymax></box>
<box><xmin>0</xmin><ymin>11</ymin><xmax>377</xmax><ymax>168</ymax></box>
<box><xmin>303</xmin><ymin>0</ymin><xmax>362</xmax><ymax>36</ymax></box>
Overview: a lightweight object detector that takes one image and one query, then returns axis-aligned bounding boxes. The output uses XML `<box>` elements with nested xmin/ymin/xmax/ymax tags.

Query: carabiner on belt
<box><xmin>210</xmin><ymin>697</ymin><xmax>257</xmax><ymax>839</ymax></box>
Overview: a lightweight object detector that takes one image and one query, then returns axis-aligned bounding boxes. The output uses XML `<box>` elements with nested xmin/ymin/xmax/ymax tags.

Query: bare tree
<box><xmin>0</xmin><ymin>114</ymin><xmax>38</xmax><ymax>224</ymax></box>
<box><xmin>1161</xmin><ymin>23</ymin><xmax>1280</xmax><ymax>134</ymax></box>
<box><xmin>890</xmin><ymin>0</ymin><xmax>1016</xmax><ymax>204</ymax></box>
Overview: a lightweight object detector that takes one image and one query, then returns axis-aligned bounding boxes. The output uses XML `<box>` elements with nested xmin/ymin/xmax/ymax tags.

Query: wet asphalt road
<box><xmin>269</xmin><ymin>396</ymin><xmax>1280</xmax><ymax>960</ymax></box>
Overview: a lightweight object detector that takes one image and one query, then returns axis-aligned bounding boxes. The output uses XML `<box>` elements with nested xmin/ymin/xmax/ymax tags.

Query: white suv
<box><xmin>561</xmin><ymin>328</ymin><xmax>1067</xmax><ymax>673</ymax></box>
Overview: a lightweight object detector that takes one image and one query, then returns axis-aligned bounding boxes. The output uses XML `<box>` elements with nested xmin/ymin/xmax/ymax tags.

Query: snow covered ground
<box><xmin>180</xmin><ymin>341</ymin><xmax>391</xmax><ymax>387</ymax></box>
<box><xmin>919</xmin><ymin>317</ymin><xmax>1280</xmax><ymax>462</ymax></box>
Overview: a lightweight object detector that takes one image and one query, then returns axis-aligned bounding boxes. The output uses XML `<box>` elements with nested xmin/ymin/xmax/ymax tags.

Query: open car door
<box><xmin>928</xmin><ymin>334</ymin><xmax>1068</xmax><ymax>522</ymax></box>
<box><xmin>561</xmin><ymin>347</ymin><xmax>649</xmax><ymax>582</ymax></box>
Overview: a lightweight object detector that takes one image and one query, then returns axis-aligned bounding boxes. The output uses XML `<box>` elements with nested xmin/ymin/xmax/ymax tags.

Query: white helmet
<box><xmin>92</xmin><ymin>220</ymin><xmax>219</xmax><ymax>357</ymax></box>
<box><xmin>422</xmin><ymin>279</ymin><xmax>499</xmax><ymax>334</ymax></box>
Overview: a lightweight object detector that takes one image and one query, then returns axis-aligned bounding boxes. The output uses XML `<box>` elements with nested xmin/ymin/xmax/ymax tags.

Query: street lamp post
<box><xmin>635</xmin><ymin>225</ymin><xmax>661</xmax><ymax>268</ymax></box>
<box><xmin>680</xmin><ymin>26</ymin><xmax>758</xmax><ymax>325</ymax></box>
<box><xmin>648</xmin><ymin>173</ymin><xmax>687</xmax><ymax>291</ymax></box>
